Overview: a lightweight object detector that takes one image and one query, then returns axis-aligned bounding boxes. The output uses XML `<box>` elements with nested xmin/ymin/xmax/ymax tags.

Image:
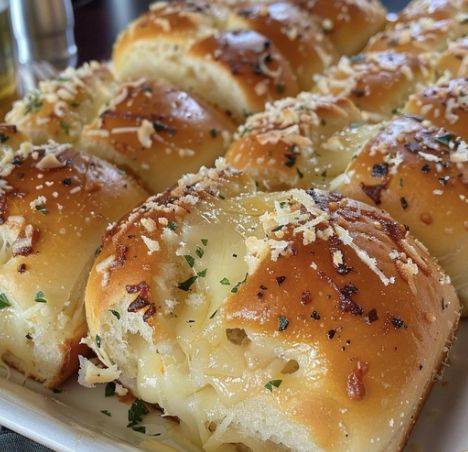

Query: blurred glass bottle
<box><xmin>0</xmin><ymin>0</ymin><xmax>16</xmax><ymax>100</ymax></box>
<box><xmin>10</xmin><ymin>0</ymin><xmax>77</xmax><ymax>70</ymax></box>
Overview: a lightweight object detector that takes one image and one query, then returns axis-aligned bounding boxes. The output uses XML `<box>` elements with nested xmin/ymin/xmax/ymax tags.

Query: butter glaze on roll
<box><xmin>225</xmin><ymin>92</ymin><xmax>362</xmax><ymax>190</ymax></box>
<box><xmin>332</xmin><ymin>116</ymin><xmax>468</xmax><ymax>313</ymax></box>
<box><xmin>404</xmin><ymin>77</ymin><xmax>468</xmax><ymax>139</ymax></box>
<box><xmin>81</xmin><ymin>79</ymin><xmax>236</xmax><ymax>193</ymax></box>
<box><xmin>83</xmin><ymin>162</ymin><xmax>459</xmax><ymax>451</ymax></box>
<box><xmin>227</xmin><ymin>1</ymin><xmax>338</xmax><ymax>90</ymax></box>
<box><xmin>313</xmin><ymin>51</ymin><xmax>433</xmax><ymax>121</ymax></box>
<box><xmin>0</xmin><ymin>129</ymin><xmax>146</xmax><ymax>387</ymax></box>
<box><xmin>5</xmin><ymin>62</ymin><xmax>116</xmax><ymax>144</ymax></box>
<box><xmin>292</xmin><ymin>0</ymin><xmax>387</xmax><ymax>54</ymax></box>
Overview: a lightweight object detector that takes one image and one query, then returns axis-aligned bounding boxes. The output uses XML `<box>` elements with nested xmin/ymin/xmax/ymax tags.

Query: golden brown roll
<box><xmin>226</xmin><ymin>1</ymin><xmax>338</xmax><ymax>90</ymax></box>
<box><xmin>225</xmin><ymin>93</ymin><xmax>362</xmax><ymax>190</ymax></box>
<box><xmin>397</xmin><ymin>0</ymin><xmax>468</xmax><ymax>23</ymax></box>
<box><xmin>437</xmin><ymin>37</ymin><xmax>468</xmax><ymax>77</ymax></box>
<box><xmin>81</xmin><ymin>79</ymin><xmax>236</xmax><ymax>193</ymax></box>
<box><xmin>332</xmin><ymin>116</ymin><xmax>468</xmax><ymax>313</ymax></box>
<box><xmin>313</xmin><ymin>52</ymin><xmax>433</xmax><ymax>121</ymax></box>
<box><xmin>5</xmin><ymin>62</ymin><xmax>116</xmax><ymax>144</ymax></box>
<box><xmin>83</xmin><ymin>162</ymin><xmax>459</xmax><ymax>451</ymax></box>
<box><xmin>184</xmin><ymin>29</ymin><xmax>299</xmax><ymax>120</ymax></box>
<box><xmin>292</xmin><ymin>0</ymin><xmax>387</xmax><ymax>54</ymax></box>
<box><xmin>404</xmin><ymin>77</ymin><xmax>468</xmax><ymax>139</ymax></box>
<box><xmin>365</xmin><ymin>17</ymin><xmax>467</xmax><ymax>55</ymax></box>
<box><xmin>0</xmin><ymin>132</ymin><xmax>146</xmax><ymax>387</ymax></box>
<box><xmin>112</xmin><ymin>1</ymin><xmax>299</xmax><ymax>122</ymax></box>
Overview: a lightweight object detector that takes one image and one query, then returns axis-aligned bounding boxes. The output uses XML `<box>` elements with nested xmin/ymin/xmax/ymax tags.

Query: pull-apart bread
<box><xmin>332</xmin><ymin>116</ymin><xmax>468</xmax><ymax>313</ymax></box>
<box><xmin>5</xmin><ymin>63</ymin><xmax>236</xmax><ymax>194</ymax></box>
<box><xmin>83</xmin><ymin>162</ymin><xmax>459</xmax><ymax>451</ymax></box>
<box><xmin>0</xmin><ymin>126</ymin><xmax>146</xmax><ymax>387</ymax></box>
<box><xmin>112</xmin><ymin>0</ymin><xmax>386</xmax><ymax>121</ymax></box>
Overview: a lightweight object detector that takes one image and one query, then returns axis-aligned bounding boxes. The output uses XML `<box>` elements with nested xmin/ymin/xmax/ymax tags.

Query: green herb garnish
<box><xmin>177</xmin><ymin>275</ymin><xmax>198</xmax><ymax>291</ymax></box>
<box><xmin>265</xmin><ymin>379</ymin><xmax>282</xmax><ymax>391</ymax></box>
<box><xmin>95</xmin><ymin>334</ymin><xmax>101</xmax><ymax>348</ymax></box>
<box><xmin>197</xmin><ymin>268</ymin><xmax>207</xmax><ymax>277</ymax></box>
<box><xmin>34</xmin><ymin>291</ymin><xmax>47</xmax><ymax>303</ymax></box>
<box><xmin>195</xmin><ymin>246</ymin><xmax>204</xmax><ymax>258</ymax></box>
<box><xmin>110</xmin><ymin>309</ymin><xmax>120</xmax><ymax>320</ymax></box>
<box><xmin>59</xmin><ymin>120</ymin><xmax>70</xmax><ymax>135</ymax></box>
<box><xmin>35</xmin><ymin>204</ymin><xmax>48</xmax><ymax>215</ymax></box>
<box><xmin>168</xmin><ymin>221</ymin><xmax>177</xmax><ymax>231</ymax></box>
<box><xmin>278</xmin><ymin>315</ymin><xmax>289</xmax><ymax>331</ymax></box>
<box><xmin>220</xmin><ymin>277</ymin><xmax>230</xmax><ymax>285</ymax></box>
<box><xmin>201</xmin><ymin>239</ymin><xmax>208</xmax><ymax>246</ymax></box>
<box><xmin>435</xmin><ymin>133</ymin><xmax>454</xmax><ymax>146</ymax></box>
<box><xmin>105</xmin><ymin>382</ymin><xmax>116</xmax><ymax>397</ymax></box>
<box><xmin>24</xmin><ymin>91</ymin><xmax>43</xmax><ymax>114</ymax></box>
<box><xmin>127</xmin><ymin>399</ymin><xmax>149</xmax><ymax>427</ymax></box>
<box><xmin>101</xmin><ymin>410</ymin><xmax>112</xmax><ymax>417</ymax></box>
<box><xmin>184</xmin><ymin>255</ymin><xmax>195</xmax><ymax>267</ymax></box>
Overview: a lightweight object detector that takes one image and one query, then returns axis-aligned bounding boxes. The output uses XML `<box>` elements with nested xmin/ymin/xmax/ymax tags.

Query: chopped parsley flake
<box><xmin>197</xmin><ymin>268</ymin><xmax>207</xmax><ymax>277</ymax></box>
<box><xmin>101</xmin><ymin>410</ymin><xmax>112</xmax><ymax>417</ymax></box>
<box><xmin>127</xmin><ymin>399</ymin><xmax>149</xmax><ymax>427</ymax></box>
<box><xmin>195</xmin><ymin>247</ymin><xmax>204</xmax><ymax>258</ymax></box>
<box><xmin>105</xmin><ymin>382</ymin><xmax>116</xmax><ymax>397</ymax></box>
<box><xmin>435</xmin><ymin>133</ymin><xmax>454</xmax><ymax>146</ymax></box>
<box><xmin>110</xmin><ymin>309</ymin><xmax>120</xmax><ymax>320</ymax></box>
<box><xmin>278</xmin><ymin>315</ymin><xmax>289</xmax><ymax>331</ymax></box>
<box><xmin>177</xmin><ymin>275</ymin><xmax>198</xmax><ymax>291</ymax></box>
<box><xmin>34</xmin><ymin>291</ymin><xmax>47</xmax><ymax>303</ymax></box>
<box><xmin>231</xmin><ymin>273</ymin><xmax>248</xmax><ymax>293</ymax></box>
<box><xmin>220</xmin><ymin>277</ymin><xmax>230</xmax><ymax>285</ymax></box>
<box><xmin>59</xmin><ymin>120</ymin><xmax>70</xmax><ymax>135</ymax></box>
<box><xmin>0</xmin><ymin>293</ymin><xmax>11</xmax><ymax>309</ymax></box>
<box><xmin>209</xmin><ymin>310</ymin><xmax>218</xmax><ymax>319</ymax></box>
<box><xmin>25</xmin><ymin>91</ymin><xmax>43</xmax><ymax>114</ymax></box>
<box><xmin>201</xmin><ymin>239</ymin><xmax>208</xmax><ymax>246</ymax></box>
<box><xmin>35</xmin><ymin>205</ymin><xmax>48</xmax><ymax>215</ymax></box>
<box><xmin>131</xmin><ymin>426</ymin><xmax>146</xmax><ymax>434</ymax></box>
<box><xmin>0</xmin><ymin>133</ymin><xmax>8</xmax><ymax>143</ymax></box>
<box><xmin>168</xmin><ymin>221</ymin><xmax>177</xmax><ymax>231</ymax></box>
<box><xmin>184</xmin><ymin>255</ymin><xmax>195</xmax><ymax>267</ymax></box>
<box><xmin>265</xmin><ymin>379</ymin><xmax>282</xmax><ymax>391</ymax></box>
<box><xmin>95</xmin><ymin>334</ymin><xmax>101</xmax><ymax>348</ymax></box>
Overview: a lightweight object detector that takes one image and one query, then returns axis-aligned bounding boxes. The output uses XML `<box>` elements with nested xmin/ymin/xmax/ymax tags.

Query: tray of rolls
<box><xmin>0</xmin><ymin>0</ymin><xmax>467</xmax><ymax>450</ymax></box>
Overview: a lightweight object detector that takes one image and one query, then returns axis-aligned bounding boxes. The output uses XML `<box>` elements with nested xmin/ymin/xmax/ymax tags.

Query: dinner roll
<box><xmin>437</xmin><ymin>37</ymin><xmax>468</xmax><ymax>77</ymax></box>
<box><xmin>404</xmin><ymin>78</ymin><xmax>468</xmax><ymax>139</ymax></box>
<box><xmin>225</xmin><ymin>93</ymin><xmax>362</xmax><ymax>190</ymax></box>
<box><xmin>81</xmin><ymin>79</ymin><xmax>236</xmax><ymax>193</ymax></box>
<box><xmin>397</xmin><ymin>0</ymin><xmax>467</xmax><ymax>23</ymax></box>
<box><xmin>0</xmin><ymin>136</ymin><xmax>146</xmax><ymax>387</ymax></box>
<box><xmin>226</xmin><ymin>1</ymin><xmax>338</xmax><ymax>90</ymax></box>
<box><xmin>313</xmin><ymin>52</ymin><xmax>433</xmax><ymax>121</ymax></box>
<box><xmin>83</xmin><ymin>162</ymin><xmax>459</xmax><ymax>451</ymax></box>
<box><xmin>332</xmin><ymin>116</ymin><xmax>468</xmax><ymax>312</ymax></box>
<box><xmin>6</xmin><ymin>62</ymin><xmax>116</xmax><ymax>144</ymax></box>
<box><xmin>183</xmin><ymin>29</ymin><xmax>299</xmax><ymax>121</ymax></box>
<box><xmin>365</xmin><ymin>17</ymin><xmax>468</xmax><ymax>55</ymax></box>
<box><xmin>292</xmin><ymin>0</ymin><xmax>387</xmax><ymax>54</ymax></box>
<box><xmin>113</xmin><ymin>1</ymin><xmax>299</xmax><ymax>122</ymax></box>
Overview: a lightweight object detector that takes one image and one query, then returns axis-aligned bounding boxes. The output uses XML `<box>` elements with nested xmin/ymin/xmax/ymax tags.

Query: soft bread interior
<box><xmin>91</xmin><ymin>189</ymin><xmax>321</xmax><ymax>451</ymax></box>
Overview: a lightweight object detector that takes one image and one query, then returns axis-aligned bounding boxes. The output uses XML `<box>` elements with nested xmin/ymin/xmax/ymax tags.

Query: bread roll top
<box><xmin>404</xmin><ymin>77</ymin><xmax>468</xmax><ymax>138</ymax></box>
<box><xmin>81</xmin><ymin>79</ymin><xmax>236</xmax><ymax>193</ymax></box>
<box><xmin>6</xmin><ymin>62</ymin><xmax>116</xmax><ymax>144</ymax></box>
<box><xmin>333</xmin><ymin>116</ymin><xmax>468</xmax><ymax>311</ymax></box>
<box><xmin>225</xmin><ymin>93</ymin><xmax>362</xmax><ymax>190</ymax></box>
<box><xmin>437</xmin><ymin>38</ymin><xmax>468</xmax><ymax>77</ymax></box>
<box><xmin>85</xmin><ymin>162</ymin><xmax>459</xmax><ymax>451</ymax></box>
<box><xmin>0</xmin><ymin>134</ymin><xmax>146</xmax><ymax>387</ymax></box>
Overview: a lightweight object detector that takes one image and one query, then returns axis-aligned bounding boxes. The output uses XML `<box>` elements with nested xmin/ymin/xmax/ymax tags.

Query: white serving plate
<box><xmin>0</xmin><ymin>321</ymin><xmax>467</xmax><ymax>451</ymax></box>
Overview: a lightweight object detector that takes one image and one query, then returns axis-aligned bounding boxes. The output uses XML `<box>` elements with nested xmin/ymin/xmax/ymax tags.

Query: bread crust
<box><xmin>292</xmin><ymin>0</ymin><xmax>387</xmax><ymax>54</ymax></box>
<box><xmin>335</xmin><ymin>116</ymin><xmax>468</xmax><ymax>313</ymax></box>
<box><xmin>437</xmin><ymin>38</ymin><xmax>468</xmax><ymax>78</ymax></box>
<box><xmin>81</xmin><ymin>79</ymin><xmax>236</xmax><ymax>193</ymax></box>
<box><xmin>0</xmin><ymin>135</ymin><xmax>146</xmax><ymax>387</ymax></box>
<box><xmin>225</xmin><ymin>93</ymin><xmax>362</xmax><ymax>190</ymax></box>
<box><xmin>313</xmin><ymin>52</ymin><xmax>433</xmax><ymax>120</ymax></box>
<box><xmin>85</xmin><ymin>163</ymin><xmax>460</xmax><ymax>450</ymax></box>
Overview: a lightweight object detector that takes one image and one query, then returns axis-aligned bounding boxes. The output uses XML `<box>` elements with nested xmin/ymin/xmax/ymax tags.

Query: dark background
<box><xmin>73</xmin><ymin>0</ymin><xmax>410</xmax><ymax>65</ymax></box>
